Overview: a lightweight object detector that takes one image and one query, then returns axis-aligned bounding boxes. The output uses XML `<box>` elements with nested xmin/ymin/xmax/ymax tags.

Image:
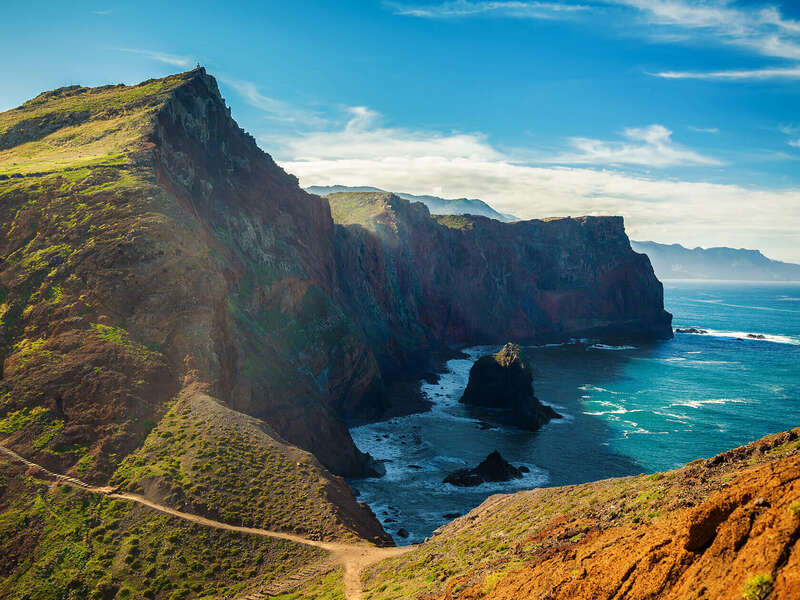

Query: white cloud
<box><xmin>689</xmin><ymin>126</ymin><xmax>719</xmax><ymax>133</ymax></box>
<box><xmin>611</xmin><ymin>0</ymin><xmax>800</xmax><ymax>61</ymax></box>
<box><xmin>387</xmin><ymin>0</ymin><xmax>588</xmax><ymax>19</ymax></box>
<box><xmin>92</xmin><ymin>9</ymin><xmax>112</xmax><ymax>15</ymax></box>
<box><xmin>391</xmin><ymin>1</ymin><xmax>800</xmax><ymax>81</ymax></box>
<box><xmin>544</xmin><ymin>124</ymin><xmax>722</xmax><ymax>167</ymax></box>
<box><xmin>279</xmin><ymin>107</ymin><xmax>500</xmax><ymax>161</ymax></box>
<box><xmin>112</xmin><ymin>48</ymin><xmax>193</xmax><ymax>68</ymax></box>
<box><xmin>779</xmin><ymin>124</ymin><xmax>800</xmax><ymax>148</ymax></box>
<box><xmin>220</xmin><ymin>78</ymin><xmax>328</xmax><ymax>127</ymax></box>
<box><xmin>275</xmin><ymin>112</ymin><xmax>800</xmax><ymax>262</ymax></box>
<box><xmin>652</xmin><ymin>65</ymin><xmax>800</xmax><ymax>80</ymax></box>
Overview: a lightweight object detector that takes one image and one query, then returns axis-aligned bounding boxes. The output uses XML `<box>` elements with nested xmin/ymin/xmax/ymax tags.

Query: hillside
<box><xmin>0</xmin><ymin>68</ymin><xmax>391</xmax><ymax>549</ymax></box>
<box><xmin>363</xmin><ymin>427</ymin><xmax>800</xmax><ymax>599</ymax></box>
<box><xmin>632</xmin><ymin>240</ymin><xmax>800</xmax><ymax>281</ymax></box>
<box><xmin>307</xmin><ymin>185</ymin><xmax>517</xmax><ymax>222</ymax></box>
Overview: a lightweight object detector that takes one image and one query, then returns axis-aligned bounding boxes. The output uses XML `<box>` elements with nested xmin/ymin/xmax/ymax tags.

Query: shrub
<box><xmin>743</xmin><ymin>573</ymin><xmax>773</xmax><ymax>600</ymax></box>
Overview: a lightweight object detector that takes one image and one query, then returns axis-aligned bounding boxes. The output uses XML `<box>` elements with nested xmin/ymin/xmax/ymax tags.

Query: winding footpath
<box><xmin>0</xmin><ymin>443</ymin><xmax>415</xmax><ymax>600</ymax></box>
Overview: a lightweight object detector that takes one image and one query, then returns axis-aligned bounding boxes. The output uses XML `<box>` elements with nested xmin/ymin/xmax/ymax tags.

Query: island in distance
<box><xmin>631</xmin><ymin>240</ymin><xmax>800</xmax><ymax>281</ymax></box>
<box><xmin>460</xmin><ymin>343</ymin><xmax>561</xmax><ymax>430</ymax></box>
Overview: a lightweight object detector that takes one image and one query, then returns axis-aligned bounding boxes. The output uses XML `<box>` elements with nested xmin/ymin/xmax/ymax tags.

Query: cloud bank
<box><xmin>276</xmin><ymin>109</ymin><xmax>800</xmax><ymax>262</ymax></box>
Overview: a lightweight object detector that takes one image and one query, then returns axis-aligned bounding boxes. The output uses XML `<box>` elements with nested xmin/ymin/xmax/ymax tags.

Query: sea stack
<box><xmin>460</xmin><ymin>343</ymin><xmax>560</xmax><ymax>430</ymax></box>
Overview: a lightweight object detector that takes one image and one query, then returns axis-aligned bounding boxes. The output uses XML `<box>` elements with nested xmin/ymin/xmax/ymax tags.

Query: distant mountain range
<box><xmin>631</xmin><ymin>240</ymin><xmax>800</xmax><ymax>281</ymax></box>
<box><xmin>306</xmin><ymin>185</ymin><xmax>517</xmax><ymax>222</ymax></box>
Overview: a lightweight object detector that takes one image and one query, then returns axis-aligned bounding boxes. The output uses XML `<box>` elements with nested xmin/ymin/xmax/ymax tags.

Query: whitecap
<box><xmin>670</xmin><ymin>397</ymin><xmax>747</xmax><ymax>409</ymax></box>
<box><xmin>578</xmin><ymin>384</ymin><xmax>620</xmax><ymax>394</ymax></box>
<box><xmin>678</xmin><ymin>328</ymin><xmax>800</xmax><ymax>346</ymax></box>
<box><xmin>587</xmin><ymin>344</ymin><xmax>637</xmax><ymax>351</ymax></box>
<box><xmin>691</xmin><ymin>299</ymin><xmax>800</xmax><ymax>314</ymax></box>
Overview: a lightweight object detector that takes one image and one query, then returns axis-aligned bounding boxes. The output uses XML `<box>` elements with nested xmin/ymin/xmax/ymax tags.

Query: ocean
<box><xmin>349</xmin><ymin>280</ymin><xmax>800</xmax><ymax>545</ymax></box>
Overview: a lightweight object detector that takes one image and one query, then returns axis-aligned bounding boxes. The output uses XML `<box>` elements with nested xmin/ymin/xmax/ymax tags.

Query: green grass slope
<box><xmin>0</xmin><ymin>459</ymin><xmax>325</xmax><ymax>600</ymax></box>
<box><xmin>109</xmin><ymin>388</ymin><xmax>386</xmax><ymax>542</ymax></box>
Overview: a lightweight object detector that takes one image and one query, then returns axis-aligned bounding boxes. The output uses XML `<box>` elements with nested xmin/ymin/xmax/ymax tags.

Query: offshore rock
<box><xmin>444</xmin><ymin>451</ymin><xmax>523</xmax><ymax>487</ymax></box>
<box><xmin>460</xmin><ymin>343</ymin><xmax>560</xmax><ymax>431</ymax></box>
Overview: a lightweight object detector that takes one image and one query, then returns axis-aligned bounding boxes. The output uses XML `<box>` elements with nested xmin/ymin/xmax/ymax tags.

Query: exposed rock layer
<box><xmin>328</xmin><ymin>192</ymin><xmax>672</xmax><ymax>415</ymax></box>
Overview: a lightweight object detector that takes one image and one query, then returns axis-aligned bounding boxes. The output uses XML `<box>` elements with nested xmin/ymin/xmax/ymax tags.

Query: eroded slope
<box><xmin>364</xmin><ymin>428</ymin><xmax>800</xmax><ymax>599</ymax></box>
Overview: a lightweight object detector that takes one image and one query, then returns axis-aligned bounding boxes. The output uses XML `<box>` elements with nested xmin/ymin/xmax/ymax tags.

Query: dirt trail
<box><xmin>0</xmin><ymin>443</ymin><xmax>415</xmax><ymax>600</ymax></box>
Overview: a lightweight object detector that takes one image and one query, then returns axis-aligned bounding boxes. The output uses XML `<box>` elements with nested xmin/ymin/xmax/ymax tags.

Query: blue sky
<box><xmin>2</xmin><ymin>1</ymin><xmax>799</xmax><ymax>261</ymax></box>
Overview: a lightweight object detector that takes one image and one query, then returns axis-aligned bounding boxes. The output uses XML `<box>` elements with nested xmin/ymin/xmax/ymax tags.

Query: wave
<box><xmin>587</xmin><ymin>344</ymin><xmax>637</xmax><ymax>351</ymax></box>
<box><xmin>669</xmin><ymin>397</ymin><xmax>747</xmax><ymax>409</ymax></box>
<box><xmin>652</xmin><ymin>409</ymin><xmax>692</xmax><ymax>422</ymax></box>
<box><xmin>620</xmin><ymin>427</ymin><xmax>669</xmax><ymax>438</ymax></box>
<box><xmin>675</xmin><ymin>327</ymin><xmax>800</xmax><ymax>345</ymax></box>
<box><xmin>578</xmin><ymin>384</ymin><xmax>621</xmax><ymax>394</ymax></box>
<box><xmin>691</xmin><ymin>299</ymin><xmax>800</xmax><ymax>314</ymax></box>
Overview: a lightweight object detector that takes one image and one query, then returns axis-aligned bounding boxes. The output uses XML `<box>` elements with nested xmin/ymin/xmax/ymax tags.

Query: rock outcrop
<box><xmin>443</xmin><ymin>450</ymin><xmax>524</xmax><ymax>487</ymax></box>
<box><xmin>460</xmin><ymin>343</ymin><xmax>560</xmax><ymax>430</ymax></box>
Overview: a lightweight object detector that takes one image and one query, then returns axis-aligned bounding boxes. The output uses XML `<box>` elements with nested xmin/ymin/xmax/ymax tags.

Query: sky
<box><xmin>2</xmin><ymin>1</ymin><xmax>799</xmax><ymax>262</ymax></box>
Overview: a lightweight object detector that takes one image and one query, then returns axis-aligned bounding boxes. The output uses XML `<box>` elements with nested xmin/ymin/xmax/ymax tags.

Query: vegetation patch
<box><xmin>110</xmin><ymin>392</ymin><xmax>364</xmax><ymax>541</ymax></box>
<box><xmin>742</xmin><ymin>573</ymin><xmax>773</xmax><ymax>600</ymax></box>
<box><xmin>90</xmin><ymin>323</ymin><xmax>157</xmax><ymax>359</ymax></box>
<box><xmin>0</xmin><ymin>467</ymin><xmax>325</xmax><ymax>600</ymax></box>
<box><xmin>272</xmin><ymin>568</ymin><xmax>345</xmax><ymax>600</ymax></box>
<box><xmin>0</xmin><ymin>405</ymin><xmax>49</xmax><ymax>435</ymax></box>
<box><xmin>435</xmin><ymin>214</ymin><xmax>475</xmax><ymax>230</ymax></box>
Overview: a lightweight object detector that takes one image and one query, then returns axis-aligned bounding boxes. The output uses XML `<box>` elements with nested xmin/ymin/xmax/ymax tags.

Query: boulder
<box><xmin>460</xmin><ymin>343</ymin><xmax>560</xmax><ymax>430</ymax></box>
<box><xmin>443</xmin><ymin>451</ymin><xmax>523</xmax><ymax>487</ymax></box>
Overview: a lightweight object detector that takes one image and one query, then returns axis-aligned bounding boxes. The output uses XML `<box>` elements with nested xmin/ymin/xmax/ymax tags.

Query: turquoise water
<box><xmin>350</xmin><ymin>281</ymin><xmax>800</xmax><ymax>544</ymax></box>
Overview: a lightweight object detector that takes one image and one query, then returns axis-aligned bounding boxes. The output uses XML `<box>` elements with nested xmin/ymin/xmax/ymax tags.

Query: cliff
<box><xmin>364</xmin><ymin>427</ymin><xmax>800</xmax><ymax>599</ymax></box>
<box><xmin>0</xmin><ymin>69</ymin><xmax>670</xmax><ymax>569</ymax></box>
<box><xmin>329</xmin><ymin>192</ymin><xmax>672</xmax><ymax>394</ymax></box>
<box><xmin>631</xmin><ymin>240</ymin><xmax>800</xmax><ymax>281</ymax></box>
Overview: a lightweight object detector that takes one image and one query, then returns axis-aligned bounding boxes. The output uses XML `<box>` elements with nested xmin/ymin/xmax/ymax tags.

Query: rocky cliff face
<box><xmin>0</xmin><ymin>69</ymin><xmax>387</xmax><ymax>545</ymax></box>
<box><xmin>328</xmin><ymin>192</ymin><xmax>672</xmax><ymax>401</ymax></box>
